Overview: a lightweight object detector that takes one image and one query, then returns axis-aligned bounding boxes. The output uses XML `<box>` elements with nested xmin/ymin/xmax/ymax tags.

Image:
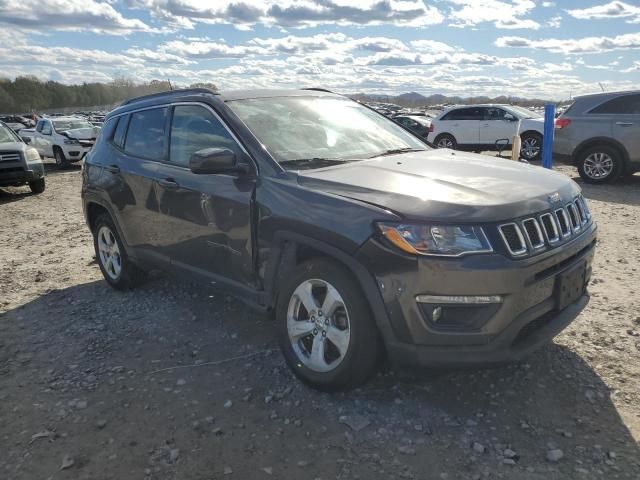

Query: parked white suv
<box><xmin>20</xmin><ymin>117</ymin><xmax>99</xmax><ymax>167</ymax></box>
<box><xmin>426</xmin><ymin>105</ymin><xmax>545</xmax><ymax>161</ymax></box>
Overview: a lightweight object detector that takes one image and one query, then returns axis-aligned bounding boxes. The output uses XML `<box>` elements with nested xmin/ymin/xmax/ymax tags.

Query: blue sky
<box><xmin>1</xmin><ymin>0</ymin><xmax>639</xmax><ymax>99</ymax></box>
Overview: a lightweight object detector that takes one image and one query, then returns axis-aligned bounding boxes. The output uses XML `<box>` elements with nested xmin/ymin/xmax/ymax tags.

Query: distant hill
<box><xmin>349</xmin><ymin>91</ymin><xmax>565</xmax><ymax>108</ymax></box>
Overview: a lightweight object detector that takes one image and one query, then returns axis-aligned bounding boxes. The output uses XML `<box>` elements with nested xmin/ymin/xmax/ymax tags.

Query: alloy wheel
<box><xmin>583</xmin><ymin>152</ymin><xmax>613</xmax><ymax>179</ymax></box>
<box><xmin>521</xmin><ymin>137</ymin><xmax>540</xmax><ymax>160</ymax></box>
<box><xmin>437</xmin><ymin>137</ymin><xmax>453</xmax><ymax>149</ymax></box>
<box><xmin>286</xmin><ymin>279</ymin><xmax>351</xmax><ymax>373</ymax></box>
<box><xmin>97</xmin><ymin>225</ymin><xmax>122</xmax><ymax>280</ymax></box>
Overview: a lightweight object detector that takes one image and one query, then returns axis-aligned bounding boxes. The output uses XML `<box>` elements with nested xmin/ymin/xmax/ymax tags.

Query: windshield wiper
<box><xmin>279</xmin><ymin>157</ymin><xmax>353</xmax><ymax>168</ymax></box>
<box><xmin>368</xmin><ymin>148</ymin><xmax>423</xmax><ymax>159</ymax></box>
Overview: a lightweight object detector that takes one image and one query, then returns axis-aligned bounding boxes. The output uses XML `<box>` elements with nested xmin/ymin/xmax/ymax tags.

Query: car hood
<box><xmin>295</xmin><ymin>149</ymin><xmax>580</xmax><ymax>222</ymax></box>
<box><xmin>62</xmin><ymin>127</ymin><xmax>98</xmax><ymax>140</ymax></box>
<box><xmin>0</xmin><ymin>141</ymin><xmax>29</xmax><ymax>152</ymax></box>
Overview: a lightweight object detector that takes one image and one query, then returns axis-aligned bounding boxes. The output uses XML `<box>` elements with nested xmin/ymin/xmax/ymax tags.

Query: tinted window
<box><xmin>124</xmin><ymin>108</ymin><xmax>168</xmax><ymax>159</ymax></box>
<box><xmin>41</xmin><ymin>122</ymin><xmax>52</xmax><ymax>135</ymax></box>
<box><xmin>483</xmin><ymin>107</ymin><xmax>507</xmax><ymax>120</ymax></box>
<box><xmin>590</xmin><ymin>94</ymin><xmax>640</xmax><ymax>115</ymax></box>
<box><xmin>169</xmin><ymin>105</ymin><xmax>239</xmax><ymax>167</ymax></box>
<box><xmin>36</xmin><ymin>120</ymin><xmax>43</xmax><ymax>132</ymax></box>
<box><xmin>442</xmin><ymin>108</ymin><xmax>483</xmax><ymax>121</ymax></box>
<box><xmin>112</xmin><ymin>115</ymin><xmax>129</xmax><ymax>148</ymax></box>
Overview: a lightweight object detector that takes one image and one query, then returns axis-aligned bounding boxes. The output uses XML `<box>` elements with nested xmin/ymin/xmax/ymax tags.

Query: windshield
<box><xmin>508</xmin><ymin>106</ymin><xmax>542</xmax><ymax>119</ymax></box>
<box><xmin>52</xmin><ymin>119</ymin><xmax>94</xmax><ymax>131</ymax></box>
<box><xmin>0</xmin><ymin>123</ymin><xmax>21</xmax><ymax>143</ymax></box>
<box><xmin>227</xmin><ymin>96</ymin><xmax>428</xmax><ymax>168</ymax></box>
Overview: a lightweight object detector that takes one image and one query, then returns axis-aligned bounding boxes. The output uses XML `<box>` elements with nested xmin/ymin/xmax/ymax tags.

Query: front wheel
<box><xmin>28</xmin><ymin>178</ymin><xmax>45</xmax><ymax>194</ymax></box>
<box><xmin>577</xmin><ymin>145</ymin><xmax>622</xmax><ymax>184</ymax></box>
<box><xmin>520</xmin><ymin>132</ymin><xmax>542</xmax><ymax>161</ymax></box>
<box><xmin>54</xmin><ymin>147</ymin><xmax>69</xmax><ymax>168</ymax></box>
<box><xmin>276</xmin><ymin>259</ymin><xmax>383</xmax><ymax>391</ymax></box>
<box><xmin>93</xmin><ymin>213</ymin><xmax>146</xmax><ymax>290</ymax></box>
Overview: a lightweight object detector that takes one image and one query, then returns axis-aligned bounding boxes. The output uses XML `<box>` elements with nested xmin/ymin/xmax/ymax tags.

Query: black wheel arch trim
<box><xmin>263</xmin><ymin>230</ymin><xmax>400</xmax><ymax>348</ymax></box>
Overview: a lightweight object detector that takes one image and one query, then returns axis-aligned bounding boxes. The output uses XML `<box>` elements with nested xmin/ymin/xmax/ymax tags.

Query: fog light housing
<box><xmin>416</xmin><ymin>295</ymin><xmax>503</xmax><ymax>332</ymax></box>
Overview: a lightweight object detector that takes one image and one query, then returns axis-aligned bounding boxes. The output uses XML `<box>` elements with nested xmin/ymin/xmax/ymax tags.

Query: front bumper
<box><xmin>0</xmin><ymin>161</ymin><xmax>45</xmax><ymax>187</ymax></box>
<box><xmin>62</xmin><ymin>144</ymin><xmax>92</xmax><ymax>162</ymax></box>
<box><xmin>356</xmin><ymin>222</ymin><xmax>597</xmax><ymax>367</ymax></box>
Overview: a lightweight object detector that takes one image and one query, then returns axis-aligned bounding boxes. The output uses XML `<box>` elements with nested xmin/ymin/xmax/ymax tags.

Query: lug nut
<box><xmin>313</xmin><ymin>329</ymin><xmax>318</xmax><ymax>336</ymax></box>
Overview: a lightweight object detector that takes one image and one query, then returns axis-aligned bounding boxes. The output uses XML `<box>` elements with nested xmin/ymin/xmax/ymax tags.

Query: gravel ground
<box><xmin>1</xmin><ymin>161</ymin><xmax>639</xmax><ymax>480</ymax></box>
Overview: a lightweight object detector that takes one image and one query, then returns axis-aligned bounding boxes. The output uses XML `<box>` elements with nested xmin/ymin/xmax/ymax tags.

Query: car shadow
<box><xmin>576</xmin><ymin>173</ymin><xmax>640</xmax><ymax>207</ymax></box>
<box><xmin>2</xmin><ymin>276</ymin><xmax>638</xmax><ymax>477</ymax></box>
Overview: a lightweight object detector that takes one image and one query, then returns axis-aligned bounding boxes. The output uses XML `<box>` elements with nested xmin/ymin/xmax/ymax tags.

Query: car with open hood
<box><xmin>81</xmin><ymin>88</ymin><xmax>597</xmax><ymax>390</ymax></box>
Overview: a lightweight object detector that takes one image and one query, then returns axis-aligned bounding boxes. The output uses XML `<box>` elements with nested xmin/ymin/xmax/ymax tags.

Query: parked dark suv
<box><xmin>82</xmin><ymin>88</ymin><xmax>597</xmax><ymax>390</ymax></box>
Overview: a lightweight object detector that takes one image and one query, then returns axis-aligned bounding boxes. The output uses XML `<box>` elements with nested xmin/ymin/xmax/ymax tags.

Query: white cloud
<box><xmin>495</xmin><ymin>32</ymin><xmax>640</xmax><ymax>54</ymax></box>
<box><xmin>546</xmin><ymin>15</ymin><xmax>562</xmax><ymax>28</ymax></box>
<box><xmin>125</xmin><ymin>0</ymin><xmax>444</xmax><ymax>29</ymax></box>
<box><xmin>446</xmin><ymin>0</ymin><xmax>540</xmax><ymax>29</ymax></box>
<box><xmin>0</xmin><ymin>0</ymin><xmax>158</xmax><ymax>34</ymax></box>
<box><xmin>567</xmin><ymin>1</ymin><xmax>640</xmax><ymax>24</ymax></box>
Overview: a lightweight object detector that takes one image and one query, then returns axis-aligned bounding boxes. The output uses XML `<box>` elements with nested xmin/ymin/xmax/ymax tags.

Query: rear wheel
<box><xmin>29</xmin><ymin>178</ymin><xmax>45</xmax><ymax>194</ymax></box>
<box><xmin>520</xmin><ymin>132</ymin><xmax>542</xmax><ymax>161</ymax></box>
<box><xmin>93</xmin><ymin>213</ymin><xmax>146</xmax><ymax>290</ymax></box>
<box><xmin>577</xmin><ymin>145</ymin><xmax>622</xmax><ymax>184</ymax></box>
<box><xmin>276</xmin><ymin>259</ymin><xmax>383</xmax><ymax>391</ymax></box>
<box><xmin>434</xmin><ymin>134</ymin><xmax>457</xmax><ymax>150</ymax></box>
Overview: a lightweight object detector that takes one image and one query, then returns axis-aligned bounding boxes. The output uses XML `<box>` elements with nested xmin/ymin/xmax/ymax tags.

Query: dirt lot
<box><xmin>1</xmin><ymin>161</ymin><xmax>639</xmax><ymax>480</ymax></box>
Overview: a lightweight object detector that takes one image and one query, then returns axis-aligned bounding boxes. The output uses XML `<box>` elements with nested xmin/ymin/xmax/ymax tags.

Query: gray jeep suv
<box><xmin>82</xmin><ymin>88</ymin><xmax>597</xmax><ymax>390</ymax></box>
<box><xmin>554</xmin><ymin>90</ymin><xmax>640</xmax><ymax>184</ymax></box>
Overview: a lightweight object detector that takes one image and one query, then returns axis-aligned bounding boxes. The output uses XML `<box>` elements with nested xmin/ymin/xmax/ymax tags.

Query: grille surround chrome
<box><xmin>539</xmin><ymin>213</ymin><xmax>560</xmax><ymax>244</ymax></box>
<box><xmin>522</xmin><ymin>218</ymin><xmax>545</xmax><ymax>249</ymax></box>
<box><xmin>499</xmin><ymin>195</ymin><xmax>592</xmax><ymax>258</ymax></box>
<box><xmin>498</xmin><ymin>223</ymin><xmax>527</xmax><ymax>256</ymax></box>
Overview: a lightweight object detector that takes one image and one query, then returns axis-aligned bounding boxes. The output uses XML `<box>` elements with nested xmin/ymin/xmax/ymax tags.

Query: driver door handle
<box><xmin>615</xmin><ymin>121</ymin><xmax>634</xmax><ymax>126</ymax></box>
<box><xmin>157</xmin><ymin>178</ymin><xmax>179</xmax><ymax>189</ymax></box>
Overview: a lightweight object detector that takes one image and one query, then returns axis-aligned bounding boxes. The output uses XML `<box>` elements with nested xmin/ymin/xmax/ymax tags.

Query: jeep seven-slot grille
<box><xmin>498</xmin><ymin>195</ymin><xmax>592</xmax><ymax>257</ymax></box>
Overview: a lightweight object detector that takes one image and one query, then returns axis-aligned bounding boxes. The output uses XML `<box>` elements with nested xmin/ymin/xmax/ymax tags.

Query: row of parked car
<box><xmin>385</xmin><ymin>90</ymin><xmax>640</xmax><ymax>184</ymax></box>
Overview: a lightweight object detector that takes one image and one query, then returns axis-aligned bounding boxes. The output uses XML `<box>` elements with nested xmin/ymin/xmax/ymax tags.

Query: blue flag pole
<box><xmin>542</xmin><ymin>103</ymin><xmax>555</xmax><ymax>169</ymax></box>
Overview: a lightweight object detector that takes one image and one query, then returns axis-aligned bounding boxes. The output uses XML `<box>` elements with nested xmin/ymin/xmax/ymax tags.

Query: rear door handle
<box><xmin>157</xmin><ymin>178</ymin><xmax>179</xmax><ymax>189</ymax></box>
<box><xmin>482</xmin><ymin>123</ymin><xmax>489</xmax><ymax>127</ymax></box>
<box><xmin>615</xmin><ymin>121</ymin><xmax>634</xmax><ymax>126</ymax></box>
<box><xmin>105</xmin><ymin>164</ymin><xmax>120</xmax><ymax>174</ymax></box>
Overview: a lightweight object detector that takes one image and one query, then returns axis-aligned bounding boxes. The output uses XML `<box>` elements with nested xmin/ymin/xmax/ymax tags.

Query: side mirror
<box><xmin>504</xmin><ymin>114</ymin><xmax>517</xmax><ymax>122</ymax></box>
<box><xmin>189</xmin><ymin>148</ymin><xmax>245</xmax><ymax>175</ymax></box>
<box><xmin>23</xmin><ymin>136</ymin><xmax>31</xmax><ymax>144</ymax></box>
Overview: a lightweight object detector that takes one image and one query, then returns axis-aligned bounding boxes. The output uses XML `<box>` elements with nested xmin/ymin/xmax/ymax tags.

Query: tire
<box><xmin>54</xmin><ymin>147</ymin><xmax>69</xmax><ymax>168</ymax></box>
<box><xmin>275</xmin><ymin>259</ymin><xmax>383</xmax><ymax>391</ymax></box>
<box><xmin>520</xmin><ymin>132</ymin><xmax>542</xmax><ymax>161</ymax></box>
<box><xmin>28</xmin><ymin>178</ymin><xmax>45</xmax><ymax>194</ymax></box>
<box><xmin>434</xmin><ymin>133</ymin><xmax>457</xmax><ymax>150</ymax></box>
<box><xmin>577</xmin><ymin>145</ymin><xmax>622</xmax><ymax>184</ymax></box>
<box><xmin>93</xmin><ymin>213</ymin><xmax>146</xmax><ymax>290</ymax></box>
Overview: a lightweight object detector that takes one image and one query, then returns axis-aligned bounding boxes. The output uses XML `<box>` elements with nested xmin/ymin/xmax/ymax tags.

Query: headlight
<box><xmin>377</xmin><ymin>222</ymin><xmax>493</xmax><ymax>257</ymax></box>
<box><xmin>25</xmin><ymin>147</ymin><xmax>41</xmax><ymax>162</ymax></box>
<box><xmin>64</xmin><ymin>138</ymin><xmax>80</xmax><ymax>145</ymax></box>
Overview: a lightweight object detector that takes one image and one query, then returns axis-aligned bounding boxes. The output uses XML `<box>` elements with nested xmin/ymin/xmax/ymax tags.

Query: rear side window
<box><xmin>169</xmin><ymin>105</ymin><xmax>239</xmax><ymax>167</ymax></box>
<box><xmin>112</xmin><ymin>115</ymin><xmax>129</xmax><ymax>148</ymax></box>
<box><xmin>124</xmin><ymin>108</ymin><xmax>168</xmax><ymax>159</ymax></box>
<box><xmin>442</xmin><ymin>108</ymin><xmax>483</xmax><ymax>121</ymax></box>
<box><xmin>589</xmin><ymin>94</ymin><xmax>640</xmax><ymax>115</ymax></box>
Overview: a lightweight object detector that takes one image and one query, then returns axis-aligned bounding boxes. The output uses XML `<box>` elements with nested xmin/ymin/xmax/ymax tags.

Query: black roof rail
<box><xmin>119</xmin><ymin>88</ymin><xmax>219</xmax><ymax>106</ymax></box>
<box><xmin>302</xmin><ymin>87</ymin><xmax>335</xmax><ymax>94</ymax></box>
